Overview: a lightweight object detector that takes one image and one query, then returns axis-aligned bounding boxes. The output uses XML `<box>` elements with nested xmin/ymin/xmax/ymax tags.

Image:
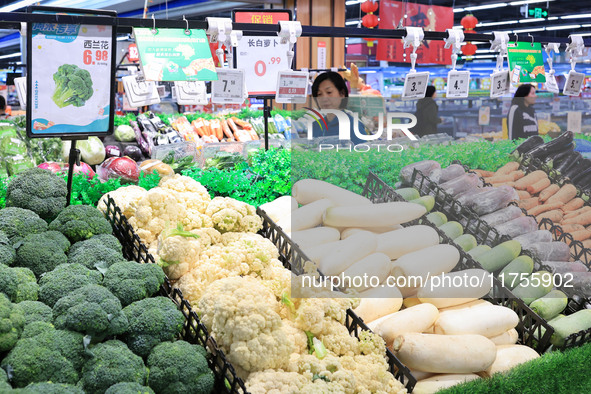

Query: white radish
<box><xmin>376</xmin><ymin>225</ymin><xmax>440</xmax><ymax>260</ymax></box>
<box><xmin>392</xmin><ymin>333</ymin><xmax>497</xmax><ymax>373</ymax></box>
<box><xmin>412</xmin><ymin>374</ymin><xmax>480</xmax><ymax>394</ymax></box>
<box><xmin>438</xmin><ymin>299</ymin><xmax>492</xmax><ymax>313</ymax></box>
<box><xmin>391</xmin><ymin>244</ymin><xmax>460</xmax><ymax>282</ymax></box>
<box><xmin>484</xmin><ymin>345</ymin><xmax>539</xmax><ymax>377</ymax></box>
<box><xmin>323</xmin><ymin>202</ymin><xmax>426</xmax><ymax>228</ymax></box>
<box><xmin>291</xmin><ymin>227</ymin><xmax>340</xmax><ymax>249</ymax></box>
<box><xmin>409</xmin><ymin>369</ymin><xmax>435</xmax><ymax>382</ymax></box>
<box><xmin>318</xmin><ymin>231</ymin><xmax>377</xmax><ymax>276</ymax></box>
<box><xmin>434</xmin><ymin>305</ymin><xmax>519</xmax><ymax>337</ymax></box>
<box><xmin>342</xmin><ymin>225</ymin><xmax>403</xmax><ymax>239</ymax></box>
<box><xmin>260</xmin><ymin>196</ymin><xmax>298</xmax><ymax>222</ymax></box>
<box><xmin>403</xmin><ymin>297</ymin><xmax>422</xmax><ymax>308</ymax></box>
<box><xmin>341</xmin><ymin>253</ymin><xmax>391</xmax><ymax>290</ymax></box>
<box><xmin>353</xmin><ymin>286</ymin><xmax>403</xmax><ymax>323</ymax></box>
<box><xmin>488</xmin><ymin>329</ymin><xmax>519</xmax><ymax>345</ymax></box>
<box><xmin>341</xmin><ymin>228</ymin><xmax>376</xmax><ymax>239</ymax></box>
<box><xmin>375</xmin><ymin>303</ymin><xmax>439</xmax><ymax>347</ymax></box>
<box><xmin>417</xmin><ymin>269</ymin><xmax>493</xmax><ymax>309</ymax></box>
<box><xmin>302</xmin><ymin>240</ymin><xmax>341</xmax><ymax>262</ymax></box>
<box><xmin>281</xmin><ymin>198</ymin><xmax>333</xmax><ymax>232</ymax></box>
<box><xmin>292</xmin><ymin>179</ymin><xmax>371</xmax><ymax>206</ymax></box>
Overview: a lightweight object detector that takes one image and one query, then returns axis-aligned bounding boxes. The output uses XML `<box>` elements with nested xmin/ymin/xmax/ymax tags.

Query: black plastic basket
<box><xmin>103</xmin><ymin>196</ymin><xmax>248</xmax><ymax>394</ymax></box>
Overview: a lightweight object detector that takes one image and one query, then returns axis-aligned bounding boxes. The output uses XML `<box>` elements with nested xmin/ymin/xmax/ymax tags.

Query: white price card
<box><xmin>563</xmin><ymin>70</ymin><xmax>585</xmax><ymax>96</ymax></box>
<box><xmin>121</xmin><ymin>74</ymin><xmax>160</xmax><ymax>108</ymax></box>
<box><xmin>211</xmin><ymin>68</ymin><xmax>245</xmax><ymax>104</ymax></box>
<box><xmin>14</xmin><ymin>77</ymin><xmax>26</xmax><ymax>108</ymax></box>
<box><xmin>490</xmin><ymin>70</ymin><xmax>510</xmax><ymax>98</ymax></box>
<box><xmin>275</xmin><ymin>71</ymin><xmax>309</xmax><ymax>104</ymax></box>
<box><xmin>568</xmin><ymin>111</ymin><xmax>582</xmax><ymax>133</ymax></box>
<box><xmin>545</xmin><ymin>72</ymin><xmax>559</xmax><ymax>94</ymax></box>
<box><xmin>174</xmin><ymin>81</ymin><xmax>208</xmax><ymax>105</ymax></box>
<box><xmin>446</xmin><ymin>71</ymin><xmax>470</xmax><ymax>98</ymax></box>
<box><xmin>402</xmin><ymin>72</ymin><xmax>430</xmax><ymax>100</ymax></box>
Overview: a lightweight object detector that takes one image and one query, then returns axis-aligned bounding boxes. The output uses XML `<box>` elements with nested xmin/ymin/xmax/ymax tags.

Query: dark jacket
<box><xmin>411</xmin><ymin>97</ymin><xmax>440</xmax><ymax>137</ymax></box>
<box><xmin>508</xmin><ymin>104</ymin><xmax>538</xmax><ymax>140</ymax></box>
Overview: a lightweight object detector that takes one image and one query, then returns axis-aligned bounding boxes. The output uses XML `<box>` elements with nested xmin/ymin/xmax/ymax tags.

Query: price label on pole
<box><xmin>490</xmin><ymin>70</ymin><xmax>510</xmax><ymax>98</ymax></box>
<box><xmin>446</xmin><ymin>71</ymin><xmax>470</xmax><ymax>98</ymax></box>
<box><xmin>563</xmin><ymin>70</ymin><xmax>585</xmax><ymax>96</ymax></box>
<box><xmin>211</xmin><ymin>68</ymin><xmax>245</xmax><ymax>104</ymax></box>
<box><xmin>175</xmin><ymin>81</ymin><xmax>208</xmax><ymax>105</ymax></box>
<box><xmin>545</xmin><ymin>73</ymin><xmax>559</xmax><ymax>94</ymax></box>
<box><xmin>402</xmin><ymin>71</ymin><xmax>430</xmax><ymax>100</ymax></box>
<box><xmin>275</xmin><ymin>71</ymin><xmax>308</xmax><ymax>104</ymax></box>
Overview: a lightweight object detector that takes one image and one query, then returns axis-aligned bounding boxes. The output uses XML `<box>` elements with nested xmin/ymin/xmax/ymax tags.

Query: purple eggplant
<box><xmin>123</xmin><ymin>145</ymin><xmax>142</xmax><ymax>162</ymax></box>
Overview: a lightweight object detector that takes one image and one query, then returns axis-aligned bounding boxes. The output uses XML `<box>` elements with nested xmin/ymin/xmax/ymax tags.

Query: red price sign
<box><xmin>128</xmin><ymin>44</ymin><xmax>139</xmax><ymax>62</ymax></box>
<box><xmin>253</xmin><ymin>57</ymin><xmax>281</xmax><ymax>77</ymax></box>
<box><xmin>83</xmin><ymin>49</ymin><xmax>110</xmax><ymax>65</ymax></box>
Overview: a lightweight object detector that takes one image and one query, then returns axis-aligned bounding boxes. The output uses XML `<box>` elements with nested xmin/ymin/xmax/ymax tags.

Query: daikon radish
<box><xmin>283</xmin><ymin>198</ymin><xmax>333</xmax><ymax>232</ymax></box>
<box><xmin>323</xmin><ymin>202</ymin><xmax>427</xmax><ymax>228</ymax></box>
<box><xmin>318</xmin><ymin>231</ymin><xmax>377</xmax><ymax>275</ymax></box>
<box><xmin>434</xmin><ymin>305</ymin><xmax>519</xmax><ymax>337</ymax></box>
<box><xmin>340</xmin><ymin>228</ymin><xmax>374</xmax><ymax>239</ymax></box>
<box><xmin>292</xmin><ymin>179</ymin><xmax>371</xmax><ymax>206</ymax></box>
<box><xmin>260</xmin><ymin>196</ymin><xmax>298</xmax><ymax>222</ymax></box>
<box><xmin>291</xmin><ymin>227</ymin><xmax>340</xmax><ymax>249</ymax></box>
<box><xmin>488</xmin><ymin>328</ymin><xmax>519</xmax><ymax>345</ymax></box>
<box><xmin>392</xmin><ymin>333</ymin><xmax>497</xmax><ymax>373</ymax></box>
<box><xmin>409</xmin><ymin>370</ymin><xmax>435</xmax><ymax>382</ymax></box>
<box><xmin>484</xmin><ymin>345</ymin><xmax>539</xmax><ymax>377</ymax></box>
<box><xmin>417</xmin><ymin>269</ymin><xmax>493</xmax><ymax>309</ymax></box>
<box><xmin>376</xmin><ymin>225</ymin><xmax>440</xmax><ymax>260</ymax></box>
<box><xmin>353</xmin><ymin>286</ymin><xmax>403</xmax><ymax>323</ymax></box>
<box><xmin>341</xmin><ymin>253</ymin><xmax>391</xmax><ymax>290</ymax></box>
<box><xmin>403</xmin><ymin>297</ymin><xmax>422</xmax><ymax>308</ymax></box>
<box><xmin>392</xmin><ymin>244</ymin><xmax>460</xmax><ymax>282</ymax></box>
<box><xmin>302</xmin><ymin>239</ymin><xmax>341</xmax><ymax>262</ymax></box>
<box><xmin>375</xmin><ymin>303</ymin><xmax>439</xmax><ymax>347</ymax></box>
<box><xmin>367</xmin><ymin>311</ymin><xmax>400</xmax><ymax>331</ymax></box>
<box><xmin>412</xmin><ymin>374</ymin><xmax>480</xmax><ymax>394</ymax></box>
<box><xmin>438</xmin><ymin>299</ymin><xmax>492</xmax><ymax>313</ymax></box>
<box><xmin>342</xmin><ymin>225</ymin><xmax>403</xmax><ymax>239</ymax></box>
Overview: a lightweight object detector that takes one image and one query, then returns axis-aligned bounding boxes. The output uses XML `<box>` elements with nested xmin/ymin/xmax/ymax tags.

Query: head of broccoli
<box><xmin>23</xmin><ymin>230</ymin><xmax>70</xmax><ymax>253</ymax></box>
<box><xmin>52</xmin><ymin>64</ymin><xmax>93</xmax><ymax>109</ymax></box>
<box><xmin>16</xmin><ymin>381</ymin><xmax>85</xmax><ymax>393</ymax></box>
<box><xmin>80</xmin><ymin>340</ymin><xmax>148</xmax><ymax>394</ymax></box>
<box><xmin>122</xmin><ymin>297</ymin><xmax>185</xmax><ymax>358</ymax></box>
<box><xmin>67</xmin><ymin>240</ymin><xmax>126</xmax><ymax>272</ymax></box>
<box><xmin>0</xmin><ymin>366</ymin><xmax>10</xmax><ymax>392</ymax></box>
<box><xmin>6</xmin><ymin>168</ymin><xmax>67</xmax><ymax>223</ymax></box>
<box><xmin>39</xmin><ymin>263</ymin><xmax>103</xmax><ymax>307</ymax></box>
<box><xmin>0</xmin><ymin>293</ymin><xmax>25</xmax><ymax>352</ymax></box>
<box><xmin>0</xmin><ymin>230</ymin><xmax>15</xmax><ymax>266</ymax></box>
<box><xmin>52</xmin><ymin>284</ymin><xmax>128</xmax><ymax>341</ymax></box>
<box><xmin>0</xmin><ymin>207</ymin><xmax>48</xmax><ymax>246</ymax></box>
<box><xmin>15</xmin><ymin>234</ymin><xmax>68</xmax><ymax>278</ymax></box>
<box><xmin>0</xmin><ymin>264</ymin><xmax>39</xmax><ymax>303</ymax></box>
<box><xmin>69</xmin><ymin>234</ymin><xmax>122</xmax><ymax>256</ymax></box>
<box><xmin>147</xmin><ymin>340</ymin><xmax>214</xmax><ymax>394</ymax></box>
<box><xmin>17</xmin><ymin>300</ymin><xmax>53</xmax><ymax>326</ymax></box>
<box><xmin>49</xmin><ymin>205</ymin><xmax>112</xmax><ymax>243</ymax></box>
<box><xmin>105</xmin><ymin>382</ymin><xmax>155</xmax><ymax>394</ymax></box>
<box><xmin>103</xmin><ymin>261</ymin><xmax>165</xmax><ymax>307</ymax></box>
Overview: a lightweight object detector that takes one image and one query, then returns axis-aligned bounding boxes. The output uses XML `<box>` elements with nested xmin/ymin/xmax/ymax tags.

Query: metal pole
<box><xmin>65</xmin><ymin>139</ymin><xmax>80</xmax><ymax>206</ymax></box>
<box><xmin>263</xmin><ymin>97</ymin><xmax>270</xmax><ymax>151</ymax></box>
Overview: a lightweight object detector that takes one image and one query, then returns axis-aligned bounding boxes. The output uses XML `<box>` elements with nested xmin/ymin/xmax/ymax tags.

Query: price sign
<box><xmin>14</xmin><ymin>76</ymin><xmax>26</xmax><ymax>108</ymax></box>
<box><xmin>446</xmin><ymin>71</ymin><xmax>470</xmax><ymax>98</ymax></box>
<box><xmin>545</xmin><ymin>72</ymin><xmax>559</xmax><ymax>93</ymax></box>
<box><xmin>402</xmin><ymin>71</ymin><xmax>430</xmax><ymax>100</ymax></box>
<box><xmin>563</xmin><ymin>70</ymin><xmax>585</xmax><ymax>96</ymax></box>
<box><xmin>275</xmin><ymin>71</ymin><xmax>309</xmax><ymax>103</ymax></box>
<box><xmin>121</xmin><ymin>74</ymin><xmax>160</xmax><ymax>107</ymax></box>
<box><xmin>490</xmin><ymin>70</ymin><xmax>510</xmax><ymax>98</ymax></box>
<box><xmin>175</xmin><ymin>81</ymin><xmax>208</xmax><ymax>105</ymax></box>
<box><xmin>211</xmin><ymin>68</ymin><xmax>245</xmax><ymax>104</ymax></box>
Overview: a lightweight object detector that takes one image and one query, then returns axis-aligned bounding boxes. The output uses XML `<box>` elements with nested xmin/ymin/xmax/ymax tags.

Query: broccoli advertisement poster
<box><xmin>133</xmin><ymin>28</ymin><xmax>217</xmax><ymax>82</ymax></box>
<box><xmin>28</xmin><ymin>23</ymin><xmax>114</xmax><ymax>136</ymax></box>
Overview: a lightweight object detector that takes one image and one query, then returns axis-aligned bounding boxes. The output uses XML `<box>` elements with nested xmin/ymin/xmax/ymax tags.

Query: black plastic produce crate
<box><xmin>363</xmin><ymin>171</ymin><xmax>554</xmax><ymax>353</ymax></box>
<box><xmin>103</xmin><ymin>195</ymin><xmax>248</xmax><ymax>394</ymax></box>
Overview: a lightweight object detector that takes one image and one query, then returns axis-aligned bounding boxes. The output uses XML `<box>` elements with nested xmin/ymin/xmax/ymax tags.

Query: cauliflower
<box><xmin>205</xmin><ymin>197</ymin><xmax>262</xmax><ymax>233</ymax></box>
<box><xmin>97</xmin><ymin>185</ymin><xmax>147</xmax><ymax>218</ymax></box>
<box><xmin>246</xmin><ymin>370</ymin><xmax>309</xmax><ymax>394</ymax></box>
<box><xmin>159</xmin><ymin>175</ymin><xmax>210</xmax><ymax>214</ymax></box>
<box><xmin>339</xmin><ymin>353</ymin><xmax>406</xmax><ymax>394</ymax></box>
<box><xmin>294</xmin><ymin>297</ymin><xmax>360</xmax><ymax>335</ymax></box>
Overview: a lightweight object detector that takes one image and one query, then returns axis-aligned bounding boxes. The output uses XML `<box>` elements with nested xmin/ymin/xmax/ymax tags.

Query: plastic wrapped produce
<box><xmin>495</xmin><ymin>216</ymin><xmax>539</xmax><ymax>238</ymax></box>
<box><xmin>481</xmin><ymin>206</ymin><xmax>523</xmax><ymax>226</ymax></box>
<box><xmin>468</xmin><ymin>186</ymin><xmax>519</xmax><ymax>215</ymax></box>
<box><xmin>527</xmin><ymin>242</ymin><xmax>571</xmax><ymax>262</ymax></box>
<box><xmin>542</xmin><ymin>260</ymin><xmax>588</xmax><ymax>274</ymax></box>
<box><xmin>439</xmin><ymin>164</ymin><xmax>466</xmax><ymax>184</ymax></box>
<box><xmin>440</xmin><ymin>173</ymin><xmax>483</xmax><ymax>197</ymax></box>
<box><xmin>514</xmin><ymin>230</ymin><xmax>554</xmax><ymax>249</ymax></box>
<box><xmin>401</xmin><ymin>160</ymin><xmax>441</xmax><ymax>184</ymax></box>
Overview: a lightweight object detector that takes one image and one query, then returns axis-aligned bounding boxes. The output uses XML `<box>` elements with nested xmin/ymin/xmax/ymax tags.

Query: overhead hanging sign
<box><xmin>133</xmin><ymin>28</ymin><xmax>217</xmax><ymax>82</ymax></box>
<box><xmin>446</xmin><ymin>71</ymin><xmax>470</xmax><ymax>98</ymax></box>
<box><xmin>26</xmin><ymin>6</ymin><xmax>117</xmax><ymax>138</ymax></box>
<box><xmin>211</xmin><ymin>68</ymin><xmax>245</xmax><ymax>104</ymax></box>
<box><xmin>563</xmin><ymin>70</ymin><xmax>585</xmax><ymax>96</ymax></box>
<box><xmin>507</xmin><ymin>41</ymin><xmax>546</xmax><ymax>83</ymax></box>
<box><xmin>402</xmin><ymin>71</ymin><xmax>429</xmax><ymax>100</ymax></box>
<box><xmin>233</xmin><ymin>9</ymin><xmax>292</xmax><ymax>96</ymax></box>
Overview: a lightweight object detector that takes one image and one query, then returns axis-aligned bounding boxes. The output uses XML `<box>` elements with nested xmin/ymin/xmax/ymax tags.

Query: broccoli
<box><xmin>21</xmin><ymin>321</ymin><xmax>55</xmax><ymax>339</ymax></box>
<box><xmin>52</xmin><ymin>284</ymin><xmax>128</xmax><ymax>340</ymax></box>
<box><xmin>52</xmin><ymin>64</ymin><xmax>93</xmax><ymax>108</ymax></box>
<box><xmin>0</xmin><ymin>293</ymin><xmax>25</xmax><ymax>352</ymax></box>
<box><xmin>16</xmin><ymin>382</ymin><xmax>85</xmax><ymax>393</ymax></box>
<box><xmin>80</xmin><ymin>340</ymin><xmax>148</xmax><ymax>394</ymax></box>
<box><xmin>67</xmin><ymin>241</ymin><xmax>126</xmax><ymax>271</ymax></box>
<box><xmin>49</xmin><ymin>205</ymin><xmax>111</xmax><ymax>243</ymax></box>
<box><xmin>0</xmin><ymin>264</ymin><xmax>38</xmax><ymax>303</ymax></box>
<box><xmin>105</xmin><ymin>382</ymin><xmax>155</xmax><ymax>394</ymax></box>
<box><xmin>6</xmin><ymin>168</ymin><xmax>67</xmax><ymax>222</ymax></box>
<box><xmin>103</xmin><ymin>261</ymin><xmax>165</xmax><ymax>306</ymax></box>
<box><xmin>22</xmin><ymin>231</ymin><xmax>70</xmax><ymax>253</ymax></box>
<box><xmin>0</xmin><ymin>207</ymin><xmax>48</xmax><ymax>246</ymax></box>
<box><xmin>0</xmin><ymin>323</ymin><xmax>85</xmax><ymax>388</ymax></box>
<box><xmin>15</xmin><ymin>234</ymin><xmax>68</xmax><ymax>278</ymax></box>
<box><xmin>0</xmin><ymin>367</ymin><xmax>10</xmax><ymax>392</ymax></box>
<box><xmin>0</xmin><ymin>230</ymin><xmax>15</xmax><ymax>266</ymax></box>
<box><xmin>39</xmin><ymin>263</ymin><xmax>103</xmax><ymax>307</ymax></box>
<box><xmin>147</xmin><ymin>340</ymin><xmax>214</xmax><ymax>394</ymax></box>
<box><xmin>17</xmin><ymin>301</ymin><xmax>52</xmax><ymax>326</ymax></box>
<box><xmin>69</xmin><ymin>233</ymin><xmax>122</xmax><ymax>255</ymax></box>
<box><xmin>122</xmin><ymin>297</ymin><xmax>184</xmax><ymax>357</ymax></box>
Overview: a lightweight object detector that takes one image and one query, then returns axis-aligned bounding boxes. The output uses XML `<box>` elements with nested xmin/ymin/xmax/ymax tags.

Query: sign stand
<box><xmin>65</xmin><ymin>139</ymin><xmax>80</xmax><ymax>206</ymax></box>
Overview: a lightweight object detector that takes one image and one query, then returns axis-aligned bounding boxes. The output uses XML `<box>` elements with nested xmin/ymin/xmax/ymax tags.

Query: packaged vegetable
<box><xmin>513</xmin><ymin>230</ymin><xmax>554</xmax><ymax>249</ymax></box>
<box><xmin>6</xmin><ymin>155</ymin><xmax>35</xmax><ymax>175</ymax></box>
<box><xmin>542</xmin><ymin>260</ymin><xmax>588</xmax><ymax>274</ymax></box>
<box><xmin>62</xmin><ymin>137</ymin><xmax>106</xmax><ymax>165</ymax></box>
<box><xmin>114</xmin><ymin>125</ymin><xmax>136</xmax><ymax>142</ymax></box>
<box><xmin>440</xmin><ymin>173</ymin><xmax>483</xmax><ymax>197</ymax></box>
<box><xmin>439</xmin><ymin>164</ymin><xmax>466</xmax><ymax>184</ymax></box>
<box><xmin>481</xmin><ymin>206</ymin><xmax>523</xmax><ymax>226</ymax></box>
<box><xmin>527</xmin><ymin>242</ymin><xmax>571</xmax><ymax>262</ymax></box>
<box><xmin>495</xmin><ymin>216</ymin><xmax>538</xmax><ymax>238</ymax></box>
<box><xmin>105</xmin><ymin>145</ymin><xmax>122</xmax><ymax>158</ymax></box>
<box><xmin>1</xmin><ymin>137</ymin><xmax>28</xmax><ymax>157</ymax></box>
<box><xmin>139</xmin><ymin>159</ymin><xmax>174</xmax><ymax>177</ymax></box>
<box><xmin>97</xmin><ymin>156</ymin><xmax>140</xmax><ymax>183</ymax></box>
<box><xmin>467</xmin><ymin>185</ymin><xmax>518</xmax><ymax>215</ymax></box>
<box><xmin>400</xmin><ymin>160</ymin><xmax>441</xmax><ymax>184</ymax></box>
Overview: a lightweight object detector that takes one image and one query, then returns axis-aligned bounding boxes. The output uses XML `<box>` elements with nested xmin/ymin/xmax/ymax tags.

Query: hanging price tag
<box><xmin>14</xmin><ymin>77</ymin><xmax>26</xmax><ymax>108</ymax></box>
<box><xmin>563</xmin><ymin>70</ymin><xmax>585</xmax><ymax>96</ymax></box>
<box><xmin>175</xmin><ymin>81</ymin><xmax>208</xmax><ymax>105</ymax></box>
<box><xmin>402</xmin><ymin>71</ymin><xmax>430</xmax><ymax>100</ymax></box>
<box><xmin>446</xmin><ymin>71</ymin><xmax>470</xmax><ymax>98</ymax></box>
<box><xmin>490</xmin><ymin>70</ymin><xmax>510</xmax><ymax>98</ymax></box>
<box><xmin>121</xmin><ymin>74</ymin><xmax>160</xmax><ymax>107</ymax></box>
<box><xmin>211</xmin><ymin>68</ymin><xmax>245</xmax><ymax>104</ymax></box>
<box><xmin>275</xmin><ymin>71</ymin><xmax>309</xmax><ymax>104</ymax></box>
<box><xmin>545</xmin><ymin>73</ymin><xmax>559</xmax><ymax>94</ymax></box>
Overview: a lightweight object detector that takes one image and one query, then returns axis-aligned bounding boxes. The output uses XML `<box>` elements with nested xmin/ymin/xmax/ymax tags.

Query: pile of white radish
<box><xmin>260</xmin><ymin>179</ymin><xmax>541</xmax><ymax>394</ymax></box>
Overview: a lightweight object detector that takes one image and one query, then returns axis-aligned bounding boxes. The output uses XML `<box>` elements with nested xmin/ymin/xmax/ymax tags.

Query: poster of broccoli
<box><xmin>28</xmin><ymin>23</ymin><xmax>113</xmax><ymax>136</ymax></box>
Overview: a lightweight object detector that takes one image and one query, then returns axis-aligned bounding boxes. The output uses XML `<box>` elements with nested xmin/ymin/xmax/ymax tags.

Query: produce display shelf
<box><xmin>103</xmin><ymin>195</ymin><xmax>248</xmax><ymax>394</ymax></box>
<box><xmin>405</xmin><ymin>169</ymin><xmax>591</xmax><ymax>351</ymax></box>
<box><xmin>363</xmin><ymin>171</ymin><xmax>553</xmax><ymax>353</ymax></box>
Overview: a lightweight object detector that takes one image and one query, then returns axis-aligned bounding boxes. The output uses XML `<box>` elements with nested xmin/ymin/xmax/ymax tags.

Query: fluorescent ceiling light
<box><xmin>361</xmin><ymin>70</ymin><xmax>377</xmax><ymax>73</ymax></box>
<box><xmin>454</xmin><ymin>8</ymin><xmax>465</xmax><ymax>13</ymax></box>
<box><xmin>548</xmin><ymin>17</ymin><xmax>559</xmax><ymax>21</ymax></box>
<box><xmin>520</xmin><ymin>18</ymin><xmax>545</xmax><ymax>23</ymax></box>
<box><xmin>475</xmin><ymin>49</ymin><xmax>493</xmax><ymax>53</ymax></box>
<box><xmin>0</xmin><ymin>0</ymin><xmax>38</xmax><ymax>12</ymax></box>
<box><xmin>562</xmin><ymin>14</ymin><xmax>591</xmax><ymax>19</ymax></box>
<box><xmin>509</xmin><ymin>0</ymin><xmax>555</xmax><ymax>5</ymax></box>
<box><xmin>513</xmin><ymin>27</ymin><xmax>546</xmax><ymax>33</ymax></box>
<box><xmin>471</xmin><ymin>55</ymin><xmax>497</xmax><ymax>59</ymax></box>
<box><xmin>546</xmin><ymin>24</ymin><xmax>581</xmax><ymax>31</ymax></box>
<box><xmin>583</xmin><ymin>24</ymin><xmax>591</xmax><ymax>27</ymax></box>
<box><xmin>577</xmin><ymin>32</ymin><xmax>591</xmax><ymax>36</ymax></box>
<box><xmin>452</xmin><ymin>25</ymin><xmax>464</xmax><ymax>29</ymax></box>
<box><xmin>345</xmin><ymin>0</ymin><xmax>363</xmax><ymax>5</ymax></box>
<box><xmin>0</xmin><ymin>52</ymin><xmax>21</xmax><ymax>60</ymax></box>
<box><xmin>345</xmin><ymin>20</ymin><xmax>359</xmax><ymax>26</ymax></box>
<box><xmin>116</xmin><ymin>35</ymin><xmax>131</xmax><ymax>41</ymax></box>
<box><xmin>465</xmin><ymin>3</ymin><xmax>507</xmax><ymax>11</ymax></box>
<box><xmin>477</xmin><ymin>20</ymin><xmax>518</xmax><ymax>27</ymax></box>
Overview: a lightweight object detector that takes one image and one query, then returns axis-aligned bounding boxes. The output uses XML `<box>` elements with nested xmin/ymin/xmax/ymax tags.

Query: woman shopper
<box><xmin>410</xmin><ymin>86</ymin><xmax>441</xmax><ymax>137</ymax></box>
<box><xmin>508</xmin><ymin>83</ymin><xmax>538</xmax><ymax>139</ymax></box>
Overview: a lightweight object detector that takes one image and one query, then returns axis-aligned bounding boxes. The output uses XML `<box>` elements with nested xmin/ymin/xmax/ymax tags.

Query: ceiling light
<box><xmin>562</xmin><ymin>14</ymin><xmax>591</xmax><ymax>19</ymax></box>
<box><xmin>471</xmin><ymin>55</ymin><xmax>498</xmax><ymax>59</ymax></box>
<box><xmin>452</xmin><ymin>25</ymin><xmax>464</xmax><ymax>29</ymax></box>
<box><xmin>0</xmin><ymin>52</ymin><xmax>22</xmax><ymax>60</ymax></box>
<box><xmin>345</xmin><ymin>0</ymin><xmax>363</xmax><ymax>5</ymax></box>
<box><xmin>477</xmin><ymin>20</ymin><xmax>518</xmax><ymax>27</ymax></box>
<box><xmin>548</xmin><ymin>17</ymin><xmax>559</xmax><ymax>21</ymax></box>
<box><xmin>577</xmin><ymin>32</ymin><xmax>591</xmax><ymax>36</ymax></box>
<box><xmin>465</xmin><ymin>3</ymin><xmax>508</xmax><ymax>11</ymax></box>
<box><xmin>475</xmin><ymin>49</ymin><xmax>493</xmax><ymax>53</ymax></box>
<box><xmin>509</xmin><ymin>0</ymin><xmax>555</xmax><ymax>5</ymax></box>
<box><xmin>345</xmin><ymin>20</ymin><xmax>359</xmax><ymax>26</ymax></box>
<box><xmin>513</xmin><ymin>27</ymin><xmax>546</xmax><ymax>33</ymax></box>
<box><xmin>546</xmin><ymin>24</ymin><xmax>581</xmax><ymax>31</ymax></box>
<box><xmin>583</xmin><ymin>24</ymin><xmax>591</xmax><ymax>27</ymax></box>
<box><xmin>453</xmin><ymin>8</ymin><xmax>465</xmax><ymax>13</ymax></box>
<box><xmin>116</xmin><ymin>35</ymin><xmax>131</xmax><ymax>41</ymax></box>
<box><xmin>0</xmin><ymin>0</ymin><xmax>38</xmax><ymax>12</ymax></box>
<box><xmin>520</xmin><ymin>18</ymin><xmax>545</xmax><ymax>23</ymax></box>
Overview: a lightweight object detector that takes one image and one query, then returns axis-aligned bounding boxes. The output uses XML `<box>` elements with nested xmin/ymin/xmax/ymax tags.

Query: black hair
<box><xmin>0</xmin><ymin>95</ymin><xmax>5</xmax><ymax>111</ymax></box>
<box><xmin>311</xmin><ymin>71</ymin><xmax>348</xmax><ymax>109</ymax></box>
<box><xmin>511</xmin><ymin>84</ymin><xmax>534</xmax><ymax>107</ymax></box>
<box><xmin>425</xmin><ymin>86</ymin><xmax>436</xmax><ymax>98</ymax></box>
